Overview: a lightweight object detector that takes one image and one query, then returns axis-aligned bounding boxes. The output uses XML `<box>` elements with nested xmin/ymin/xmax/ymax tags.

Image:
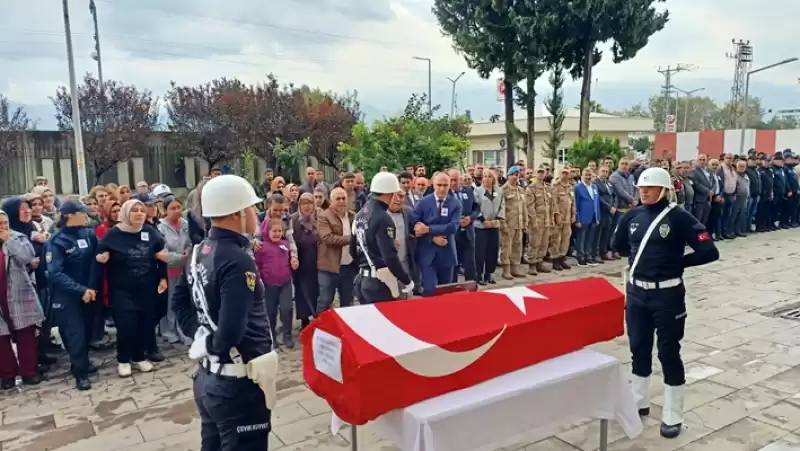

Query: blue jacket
<box><xmin>453</xmin><ymin>186</ymin><xmax>482</xmax><ymax>241</ymax></box>
<box><xmin>411</xmin><ymin>192</ymin><xmax>462</xmax><ymax>267</ymax></box>
<box><xmin>46</xmin><ymin>226</ymin><xmax>102</xmax><ymax>306</ymax></box>
<box><xmin>575</xmin><ymin>182</ymin><xmax>601</xmax><ymax>225</ymax></box>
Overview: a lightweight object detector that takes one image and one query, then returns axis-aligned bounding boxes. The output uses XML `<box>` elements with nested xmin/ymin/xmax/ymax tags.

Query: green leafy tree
<box><xmin>648</xmin><ymin>94</ymin><xmax>766</xmax><ymax>131</ymax></box>
<box><xmin>551</xmin><ymin>0</ymin><xmax>668</xmax><ymax>138</ymax></box>
<box><xmin>567</xmin><ymin>135</ymin><xmax>626</xmax><ymax>169</ymax></box>
<box><xmin>433</xmin><ymin>0</ymin><xmax>526</xmax><ymax>167</ymax></box>
<box><xmin>614</xmin><ymin>103</ymin><xmax>650</xmax><ymax>118</ymax></box>
<box><xmin>0</xmin><ymin>95</ymin><xmax>34</xmax><ymax>167</ymax></box>
<box><xmin>630</xmin><ymin>136</ymin><xmax>652</xmax><ymax>154</ymax></box>
<box><xmin>543</xmin><ymin>66</ymin><xmax>566</xmax><ymax>168</ymax></box>
<box><xmin>339</xmin><ymin>95</ymin><xmax>470</xmax><ymax>181</ymax></box>
<box><xmin>274</xmin><ymin>138</ymin><xmax>309</xmax><ymax>183</ymax></box>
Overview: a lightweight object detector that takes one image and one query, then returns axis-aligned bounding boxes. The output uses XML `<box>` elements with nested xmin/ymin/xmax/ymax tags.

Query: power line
<box><xmin>657</xmin><ymin>64</ymin><xmax>695</xmax><ymax>132</ymax></box>
<box><xmin>3</xmin><ymin>29</ymin><xmax>456</xmax><ymax>77</ymax></box>
<box><xmin>93</xmin><ymin>0</ymin><xmax>428</xmax><ymax>49</ymax></box>
<box><xmin>0</xmin><ymin>40</ymin><xmax>425</xmax><ymax>90</ymax></box>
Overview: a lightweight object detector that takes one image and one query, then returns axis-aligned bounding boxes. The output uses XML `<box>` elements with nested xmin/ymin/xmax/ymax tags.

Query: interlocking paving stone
<box><xmin>2</xmin><ymin>230</ymin><xmax>800</xmax><ymax>449</ymax></box>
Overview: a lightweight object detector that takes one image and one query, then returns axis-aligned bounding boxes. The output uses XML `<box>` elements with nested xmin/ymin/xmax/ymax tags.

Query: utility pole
<box><xmin>412</xmin><ymin>56</ymin><xmax>432</xmax><ymax>114</ymax></box>
<box><xmin>672</xmin><ymin>87</ymin><xmax>705</xmax><ymax>132</ymax></box>
<box><xmin>62</xmin><ymin>0</ymin><xmax>89</xmax><ymax>196</ymax></box>
<box><xmin>446</xmin><ymin>71</ymin><xmax>465</xmax><ymax>117</ymax></box>
<box><xmin>657</xmin><ymin>64</ymin><xmax>694</xmax><ymax>132</ymax></box>
<box><xmin>89</xmin><ymin>0</ymin><xmax>105</xmax><ymax>95</ymax></box>
<box><xmin>726</xmin><ymin>39</ymin><xmax>753</xmax><ymax>129</ymax></box>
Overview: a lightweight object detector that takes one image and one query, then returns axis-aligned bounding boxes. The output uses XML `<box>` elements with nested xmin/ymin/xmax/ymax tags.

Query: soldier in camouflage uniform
<box><xmin>549</xmin><ymin>168</ymin><xmax>576</xmax><ymax>271</ymax></box>
<box><xmin>525</xmin><ymin>167</ymin><xmax>555</xmax><ymax>275</ymax></box>
<box><xmin>499</xmin><ymin>166</ymin><xmax>527</xmax><ymax>279</ymax></box>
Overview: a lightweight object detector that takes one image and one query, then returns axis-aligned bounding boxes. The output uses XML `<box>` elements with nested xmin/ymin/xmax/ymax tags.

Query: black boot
<box><xmin>1</xmin><ymin>379</ymin><xmax>15</xmax><ymax>390</ymax></box>
<box><xmin>559</xmin><ymin>257</ymin><xmax>572</xmax><ymax>270</ymax></box>
<box><xmin>281</xmin><ymin>310</ymin><xmax>295</xmax><ymax>349</ymax></box>
<box><xmin>660</xmin><ymin>423</ymin><xmax>682</xmax><ymax>438</ymax></box>
<box><xmin>76</xmin><ymin>377</ymin><xmax>92</xmax><ymax>391</ymax></box>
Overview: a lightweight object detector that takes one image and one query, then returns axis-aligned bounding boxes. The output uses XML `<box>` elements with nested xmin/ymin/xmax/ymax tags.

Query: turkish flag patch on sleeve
<box><xmin>697</xmin><ymin>231</ymin><xmax>711</xmax><ymax>241</ymax></box>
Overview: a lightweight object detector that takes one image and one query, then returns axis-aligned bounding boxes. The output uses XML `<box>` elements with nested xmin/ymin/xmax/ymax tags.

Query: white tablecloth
<box><xmin>331</xmin><ymin>349</ymin><xmax>643</xmax><ymax>451</ymax></box>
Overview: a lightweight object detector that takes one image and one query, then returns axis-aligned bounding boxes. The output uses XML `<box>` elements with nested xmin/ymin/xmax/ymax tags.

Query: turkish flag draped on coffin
<box><xmin>301</xmin><ymin>277</ymin><xmax>624</xmax><ymax>425</ymax></box>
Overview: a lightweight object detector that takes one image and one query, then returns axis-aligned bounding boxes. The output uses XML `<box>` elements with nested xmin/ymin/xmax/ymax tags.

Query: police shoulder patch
<box><xmin>45</xmin><ymin>252</ymin><xmax>52</xmax><ymax>264</ymax></box>
<box><xmin>387</xmin><ymin>227</ymin><xmax>395</xmax><ymax>239</ymax></box>
<box><xmin>245</xmin><ymin>271</ymin><xmax>257</xmax><ymax>292</ymax></box>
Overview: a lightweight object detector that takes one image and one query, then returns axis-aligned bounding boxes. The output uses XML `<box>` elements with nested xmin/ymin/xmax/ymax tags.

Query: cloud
<box><xmin>0</xmin><ymin>0</ymin><xmax>798</xmax><ymax>127</ymax></box>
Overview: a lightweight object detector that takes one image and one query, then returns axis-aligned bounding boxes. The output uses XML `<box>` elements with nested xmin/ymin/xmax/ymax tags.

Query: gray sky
<box><xmin>1</xmin><ymin>0</ymin><xmax>799</xmax><ymax>123</ymax></box>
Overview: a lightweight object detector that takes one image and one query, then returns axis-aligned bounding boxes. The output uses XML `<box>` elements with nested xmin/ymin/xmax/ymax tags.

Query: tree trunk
<box><xmin>578</xmin><ymin>41</ymin><xmax>595</xmax><ymax>140</ymax></box>
<box><xmin>503</xmin><ymin>77</ymin><xmax>515</xmax><ymax>169</ymax></box>
<box><xmin>526</xmin><ymin>76</ymin><xmax>536</xmax><ymax>168</ymax></box>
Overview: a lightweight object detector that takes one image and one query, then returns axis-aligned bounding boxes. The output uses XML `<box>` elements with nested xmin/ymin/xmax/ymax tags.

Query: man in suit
<box><xmin>298</xmin><ymin>166</ymin><xmax>320</xmax><ymax>195</ymax></box>
<box><xmin>388</xmin><ymin>191</ymin><xmax>419</xmax><ymax>298</ymax></box>
<box><xmin>687</xmin><ymin>154</ymin><xmax>713</xmax><ymax>224</ymax></box>
<box><xmin>593</xmin><ymin>165</ymin><xmax>617</xmax><ymax>261</ymax></box>
<box><xmin>574</xmin><ymin>168</ymin><xmax>601</xmax><ymax>266</ymax></box>
<box><xmin>449</xmin><ymin>169</ymin><xmax>481</xmax><ymax>282</ymax></box>
<box><xmin>412</xmin><ymin>173</ymin><xmax>462</xmax><ymax>296</ymax></box>
<box><xmin>399</xmin><ymin>172</ymin><xmax>421</xmax><ymax>209</ymax></box>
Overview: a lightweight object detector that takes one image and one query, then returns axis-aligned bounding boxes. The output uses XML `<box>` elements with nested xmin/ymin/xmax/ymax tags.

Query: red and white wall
<box><xmin>653</xmin><ymin>129</ymin><xmax>800</xmax><ymax>161</ymax></box>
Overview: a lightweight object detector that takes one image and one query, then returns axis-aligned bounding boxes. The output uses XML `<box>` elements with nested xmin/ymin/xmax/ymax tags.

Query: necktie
<box><xmin>437</xmin><ymin>198</ymin><xmax>443</xmax><ymax>214</ymax></box>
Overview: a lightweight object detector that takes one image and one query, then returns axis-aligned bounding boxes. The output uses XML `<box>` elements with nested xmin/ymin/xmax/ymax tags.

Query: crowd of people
<box><xmin>0</xmin><ymin>145</ymin><xmax>794</xmax><ymax>392</ymax></box>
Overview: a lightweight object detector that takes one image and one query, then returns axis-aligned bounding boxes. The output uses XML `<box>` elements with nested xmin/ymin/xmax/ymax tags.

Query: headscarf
<box><xmin>296</xmin><ymin>193</ymin><xmax>316</xmax><ymax>232</ymax></box>
<box><xmin>116</xmin><ymin>199</ymin><xmax>144</xmax><ymax>233</ymax></box>
<box><xmin>104</xmin><ymin>200</ymin><xmax>121</xmax><ymax>226</ymax></box>
<box><xmin>1</xmin><ymin>196</ymin><xmax>34</xmax><ymax>237</ymax></box>
<box><xmin>25</xmin><ymin>192</ymin><xmax>43</xmax><ymax>222</ymax></box>
<box><xmin>270</xmin><ymin>177</ymin><xmax>286</xmax><ymax>194</ymax></box>
<box><xmin>31</xmin><ymin>185</ymin><xmax>59</xmax><ymax>220</ymax></box>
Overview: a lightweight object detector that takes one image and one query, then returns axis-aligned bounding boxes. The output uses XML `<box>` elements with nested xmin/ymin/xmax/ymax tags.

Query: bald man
<box><xmin>299</xmin><ymin>166</ymin><xmax>319</xmax><ymax>195</ymax></box>
<box><xmin>411</xmin><ymin>173</ymin><xmax>462</xmax><ymax>296</ymax></box>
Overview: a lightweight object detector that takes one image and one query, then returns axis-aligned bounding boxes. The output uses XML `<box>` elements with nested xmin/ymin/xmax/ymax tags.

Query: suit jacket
<box><xmin>453</xmin><ymin>186</ymin><xmax>481</xmax><ymax>241</ymax></box>
<box><xmin>593</xmin><ymin>178</ymin><xmax>616</xmax><ymax>218</ymax></box>
<box><xmin>398</xmin><ymin>205</ymin><xmax>417</xmax><ymax>278</ymax></box>
<box><xmin>411</xmin><ymin>193</ymin><xmax>461</xmax><ymax>267</ymax></box>
<box><xmin>575</xmin><ymin>182</ymin><xmax>600</xmax><ymax>225</ymax></box>
<box><xmin>404</xmin><ymin>190</ymin><xmax>422</xmax><ymax>210</ymax></box>
<box><xmin>688</xmin><ymin>167</ymin><xmax>713</xmax><ymax>202</ymax></box>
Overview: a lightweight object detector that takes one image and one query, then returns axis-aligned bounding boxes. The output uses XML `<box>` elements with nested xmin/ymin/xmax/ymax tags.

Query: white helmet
<box><xmin>152</xmin><ymin>184</ymin><xmax>172</xmax><ymax>197</ymax></box>
<box><xmin>370</xmin><ymin>172</ymin><xmax>402</xmax><ymax>194</ymax></box>
<box><xmin>636</xmin><ymin>167</ymin><xmax>672</xmax><ymax>189</ymax></box>
<box><xmin>201</xmin><ymin>175</ymin><xmax>262</xmax><ymax>218</ymax></box>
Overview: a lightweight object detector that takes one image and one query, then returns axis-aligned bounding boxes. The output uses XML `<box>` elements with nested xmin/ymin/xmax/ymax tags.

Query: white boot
<box><xmin>660</xmin><ymin>384</ymin><xmax>684</xmax><ymax>438</ymax></box>
<box><xmin>630</xmin><ymin>375</ymin><xmax>651</xmax><ymax>415</ymax></box>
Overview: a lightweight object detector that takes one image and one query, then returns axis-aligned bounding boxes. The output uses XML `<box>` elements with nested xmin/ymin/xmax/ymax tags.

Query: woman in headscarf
<box><xmin>47</xmin><ymin>201</ymin><xmax>102</xmax><ymax>391</ymax></box>
<box><xmin>0</xmin><ymin>208</ymin><xmax>43</xmax><ymax>388</ymax></box>
<box><xmin>81</xmin><ymin>195</ymin><xmax>103</xmax><ymax>228</ymax></box>
<box><xmin>290</xmin><ymin>193</ymin><xmax>317</xmax><ymax>333</ymax></box>
<box><xmin>270</xmin><ymin>176</ymin><xmax>286</xmax><ymax>195</ymax></box>
<box><xmin>285</xmin><ymin>184</ymin><xmax>300</xmax><ymax>214</ymax></box>
<box><xmin>31</xmin><ymin>186</ymin><xmax>60</xmax><ymax>224</ymax></box>
<box><xmin>156</xmin><ymin>196</ymin><xmax>191</xmax><ymax>345</ymax></box>
<box><xmin>95</xmin><ymin>199</ymin><xmax>169</xmax><ymax>377</ymax></box>
<box><xmin>116</xmin><ymin>185</ymin><xmax>131</xmax><ymax>204</ymax></box>
<box><xmin>188</xmin><ymin>179</ymin><xmax>210</xmax><ymax>245</ymax></box>
<box><xmin>27</xmin><ymin>192</ymin><xmax>54</xmax><ymax>232</ymax></box>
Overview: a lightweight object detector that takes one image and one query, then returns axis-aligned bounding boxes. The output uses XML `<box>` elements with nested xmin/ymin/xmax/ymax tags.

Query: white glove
<box><xmin>401</xmin><ymin>280</ymin><xmax>415</xmax><ymax>294</ymax></box>
<box><xmin>189</xmin><ymin>327</ymin><xmax>211</xmax><ymax>360</ymax></box>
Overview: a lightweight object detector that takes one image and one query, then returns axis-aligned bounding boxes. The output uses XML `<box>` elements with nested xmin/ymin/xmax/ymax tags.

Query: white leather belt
<box><xmin>202</xmin><ymin>358</ymin><xmax>248</xmax><ymax>378</ymax></box>
<box><xmin>629</xmin><ymin>277</ymin><xmax>682</xmax><ymax>290</ymax></box>
<box><xmin>360</xmin><ymin>268</ymin><xmax>377</xmax><ymax>277</ymax></box>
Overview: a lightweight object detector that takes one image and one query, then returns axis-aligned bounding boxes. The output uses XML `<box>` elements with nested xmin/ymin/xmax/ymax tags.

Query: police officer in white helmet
<box><xmin>612</xmin><ymin>167</ymin><xmax>719</xmax><ymax>439</ymax></box>
<box><xmin>351</xmin><ymin>172</ymin><xmax>413</xmax><ymax>303</ymax></box>
<box><xmin>171</xmin><ymin>175</ymin><xmax>276</xmax><ymax>450</ymax></box>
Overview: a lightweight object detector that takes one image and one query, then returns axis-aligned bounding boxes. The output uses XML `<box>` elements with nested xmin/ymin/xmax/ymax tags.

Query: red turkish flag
<box><xmin>302</xmin><ymin>277</ymin><xmax>624</xmax><ymax>425</ymax></box>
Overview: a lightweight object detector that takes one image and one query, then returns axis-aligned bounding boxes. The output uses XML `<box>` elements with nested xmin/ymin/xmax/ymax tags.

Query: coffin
<box><xmin>301</xmin><ymin>277</ymin><xmax>624</xmax><ymax>425</ymax></box>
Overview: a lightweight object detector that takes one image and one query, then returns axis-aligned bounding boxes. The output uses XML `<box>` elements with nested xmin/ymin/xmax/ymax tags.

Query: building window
<box><xmin>473</xmin><ymin>150</ymin><xmax>502</xmax><ymax>166</ymax></box>
<box><xmin>557</xmin><ymin>149</ymin><xmax>568</xmax><ymax>165</ymax></box>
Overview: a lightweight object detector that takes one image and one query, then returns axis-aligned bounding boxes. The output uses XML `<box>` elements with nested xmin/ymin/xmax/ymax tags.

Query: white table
<box><xmin>331</xmin><ymin>349</ymin><xmax>643</xmax><ymax>451</ymax></box>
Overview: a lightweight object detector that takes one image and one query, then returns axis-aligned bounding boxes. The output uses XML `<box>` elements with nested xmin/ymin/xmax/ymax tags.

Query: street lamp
<box><xmin>672</xmin><ymin>87</ymin><xmax>705</xmax><ymax>132</ymax></box>
<box><xmin>412</xmin><ymin>56</ymin><xmax>432</xmax><ymax>113</ymax></box>
<box><xmin>446</xmin><ymin>71</ymin><xmax>466</xmax><ymax>117</ymax></box>
<box><xmin>739</xmin><ymin>57</ymin><xmax>799</xmax><ymax>153</ymax></box>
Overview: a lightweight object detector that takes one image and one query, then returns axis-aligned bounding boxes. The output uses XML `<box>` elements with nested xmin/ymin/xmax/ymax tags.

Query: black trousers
<box><xmin>782</xmin><ymin>194</ymin><xmax>798</xmax><ymax>225</ymax></box>
<box><xmin>757</xmin><ymin>197</ymin><xmax>772</xmax><ymax>230</ymax></box>
<box><xmin>475</xmin><ymin>228</ymin><xmax>499</xmax><ymax>281</ymax></box>
<box><xmin>113</xmin><ymin>307</ymin><xmax>153</xmax><ymax>363</ymax></box>
<box><xmin>355</xmin><ymin>274</ymin><xmax>395</xmax><ymax>304</ymax></box>
<box><xmin>772</xmin><ymin>197</ymin><xmax>785</xmax><ymax>226</ymax></box>
<box><xmin>194</xmin><ymin>367</ymin><xmax>271</xmax><ymax>451</ymax></box>
<box><xmin>454</xmin><ymin>231</ymin><xmax>477</xmax><ymax>282</ymax></box>
<box><xmin>596</xmin><ymin>214</ymin><xmax>614</xmax><ymax>258</ymax></box>
<box><xmin>53</xmin><ymin>296</ymin><xmax>95</xmax><ymax>378</ymax></box>
<box><xmin>626</xmin><ymin>284</ymin><xmax>687</xmax><ymax>387</ymax></box>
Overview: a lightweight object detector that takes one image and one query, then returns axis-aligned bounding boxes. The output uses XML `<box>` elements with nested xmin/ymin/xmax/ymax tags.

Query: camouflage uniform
<box><xmin>525</xmin><ymin>180</ymin><xmax>556</xmax><ymax>275</ymax></box>
<box><xmin>499</xmin><ymin>182</ymin><xmax>527</xmax><ymax>278</ymax></box>
<box><xmin>549</xmin><ymin>179</ymin><xmax>576</xmax><ymax>270</ymax></box>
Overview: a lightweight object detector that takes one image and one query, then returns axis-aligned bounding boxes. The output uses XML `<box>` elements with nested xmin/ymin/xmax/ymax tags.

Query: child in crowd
<box><xmin>254</xmin><ymin>218</ymin><xmax>295</xmax><ymax>348</ymax></box>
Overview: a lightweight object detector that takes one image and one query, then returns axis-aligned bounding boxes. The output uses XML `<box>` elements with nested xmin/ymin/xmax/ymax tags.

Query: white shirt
<box><xmin>340</xmin><ymin>212</ymin><xmax>353</xmax><ymax>266</ymax></box>
<box><xmin>582</xmin><ymin>181</ymin><xmax>594</xmax><ymax>199</ymax></box>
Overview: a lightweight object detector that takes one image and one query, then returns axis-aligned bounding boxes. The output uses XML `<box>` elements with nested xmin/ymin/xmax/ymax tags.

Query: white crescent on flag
<box><xmin>334</xmin><ymin>286</ymin><xmax>546</xmax><ymax>378</ymax></box>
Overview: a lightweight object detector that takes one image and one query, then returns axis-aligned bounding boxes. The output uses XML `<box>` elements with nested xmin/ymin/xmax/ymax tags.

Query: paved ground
<box><xmin>2</xmin><ymin>230</ymin><xmax>800</xmax><ymax>451</ymax></box>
